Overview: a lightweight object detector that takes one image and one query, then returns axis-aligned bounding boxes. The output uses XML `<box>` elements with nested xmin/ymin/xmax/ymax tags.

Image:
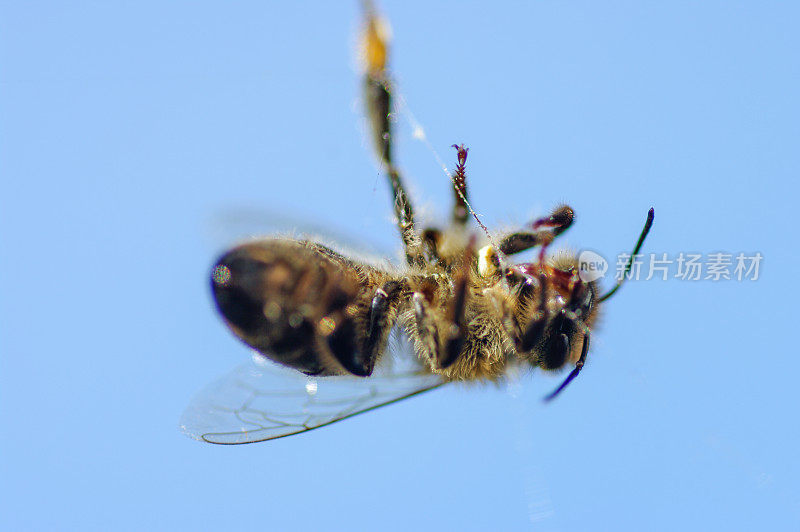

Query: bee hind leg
<box><xmin>362</xmin><ymin>6</ymin><xmax>425</xmax><ymax>267</ymax></box>
<box><xmin>361</xmin><ymin>280</ymin><xmax>406</xmax><ymax>369</ymax></box>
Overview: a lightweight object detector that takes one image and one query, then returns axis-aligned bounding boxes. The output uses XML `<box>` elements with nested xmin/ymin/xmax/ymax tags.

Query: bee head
<box><xmin>503</xmin><ymin>257</ymin><xmax>598</xmax><ymax>372</ymax></box>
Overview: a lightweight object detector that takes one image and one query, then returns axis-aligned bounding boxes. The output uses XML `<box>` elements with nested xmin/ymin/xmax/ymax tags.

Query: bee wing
<box><xmin>181</xmin><ymin>337</ymin><xmax>444</xmax><ymax>444</ymax></box>
<box><xmin>205</xmin><ymin>206</ymin><xmax>398</xmax><ymax>267</ymax></box>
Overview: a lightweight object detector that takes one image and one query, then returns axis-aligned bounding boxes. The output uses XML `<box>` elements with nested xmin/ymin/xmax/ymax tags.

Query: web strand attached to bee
<box><xmin>360</xmin><ymin>1</ymin><xmax>506</xmax><ymax>266</ymax></box>
<box><xmin>391</xmin><ymin>88</ymin><xmax>507</xmax><ymax>264</ymax></box>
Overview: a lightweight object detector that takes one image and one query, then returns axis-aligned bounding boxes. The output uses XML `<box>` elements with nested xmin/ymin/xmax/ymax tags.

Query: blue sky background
<box><xmin>2</xmin><ymin>1</ymin><xmax>798</xmax><ymax>530</ymax></box>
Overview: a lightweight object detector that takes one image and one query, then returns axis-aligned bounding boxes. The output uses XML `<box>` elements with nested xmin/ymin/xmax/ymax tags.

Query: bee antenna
<box><xmin>543</xmin><ymin>332</ymin><xmax>590</xmax><ymax>402</ymax></box>
<box><xmin>598</xmin><ymin>208</ymin><xmax>655</xmax><ymax>303</ymax></box>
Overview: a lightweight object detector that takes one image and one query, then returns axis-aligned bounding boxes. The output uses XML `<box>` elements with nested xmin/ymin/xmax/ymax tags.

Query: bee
<box><xmin>181</xmin><ymin>2</ymin><xmax>654</xmax><ymax>444</ymax></box>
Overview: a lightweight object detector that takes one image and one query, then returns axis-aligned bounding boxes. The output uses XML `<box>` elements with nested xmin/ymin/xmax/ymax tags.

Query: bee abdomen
<box><xmin>210</xmin><ymin>239</ymin><xmax>370</xmax><ymax>376</ymax></box>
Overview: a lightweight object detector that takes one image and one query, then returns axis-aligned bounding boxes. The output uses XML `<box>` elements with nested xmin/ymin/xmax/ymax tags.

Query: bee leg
<box><xmin>438</xmin><ymin>243</ymin><xmax>474</xmax><ymax>369</ymax></box>
<box><xmin>498</xmin><ymin>205</ymin><xmax>574</xmax><ymax>255</ymax></box>
<box><xmin>411</xmin><ymin>277</ymin><xmax>467</xmax><ymax>371</ymax></box>
<box><xmin>421</xmin><ymin>228</ymin><xmax>442</xmax><ymax>262</ymax></box>
<box><xmin>520</xmin><ymin>271</ymin><xmax>550</xmax><ymax>352</ymax></box>
<box><xmin>499</xmin><ymin>231</ymin><xmax>554</xmax><ymax>256</ymax></box>
<box><xmin>363</xmin><ymin>280</ymin><xmax>404</xmax><ymax>362</ymax></box>
<box><xmin>425</xmin><ymin>238</ymin><xmax>476</xmax><ymax>369</ymax></box>
<box><xmin>494</xmin><ymin>287</ymin><xmax>523</xmax><ymax>353</ymax></box>
<box><xmin>362</xmin><ymin>6</ymin><xmax>425</xmax><ymax>267</ymax></box>
<box><xmin>411</xmin><ymin>292</ymin><xmax>440</xmax><ymax>366</ymax></box>
<box><xmin>450</xmin><ymin>144</ymin><xmax>470</xmax><ymax>226</ymax></box>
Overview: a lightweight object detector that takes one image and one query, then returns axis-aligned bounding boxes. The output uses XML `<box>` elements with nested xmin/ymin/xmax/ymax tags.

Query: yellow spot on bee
<box><xmin>212</xmin><ymin>265</ymin><xmax>231</xmax><ymax>286</ymax></box>
<box><xmin>318</xmin><ymin>316</ymin><xmax>336</xmax><ymax>336</ymax></box>
<box><xmin>361</xmin><ymin>10</ymin><xmax>390</xmax><ymax>77</ymax></box>
<box><xmin>345</xmin><ymin>304</ymin><xmax>359</xmax><ymax>317</ymax></box>
<box><xmin>478</xmin><ymin>245</ymin><xmax>498</xmax><ymax>277</ymax></box>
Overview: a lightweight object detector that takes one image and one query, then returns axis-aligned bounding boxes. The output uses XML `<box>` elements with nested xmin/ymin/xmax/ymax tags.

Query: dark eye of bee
<box><xmin>543</xmin><ymin>331</ymin><xmax>570</xmax><ymax>369</ymax></box>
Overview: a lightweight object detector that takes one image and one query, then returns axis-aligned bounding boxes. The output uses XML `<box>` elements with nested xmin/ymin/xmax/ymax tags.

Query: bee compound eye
<box><xmin>542</xmin><ymin>333</ymin><xmax>570</xmax><ymax>370</ymax></box>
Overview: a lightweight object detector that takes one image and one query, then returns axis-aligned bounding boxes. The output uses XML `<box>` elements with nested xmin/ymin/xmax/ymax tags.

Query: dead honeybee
<box><xmin>181</xmin><ymin>2</ymin><xmax>654</xmax><ymax>444</ymax></box>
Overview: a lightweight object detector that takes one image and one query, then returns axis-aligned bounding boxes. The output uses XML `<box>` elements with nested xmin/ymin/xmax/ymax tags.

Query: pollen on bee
<box><xmin>212</xmin><ymin>265</ymin><xmax>231</xmax><ymax>286</ymax></box>
<box><xmin>361</xmin><ymin>8</ymin><xmax>390</xmax><ymax>77</ymax></box>
<box><xmin>477</xmin><ymin>245</ymin><xmax>499</xmax><ymax>277</ymax></box>
<box><xmin>318</xmin><ymin>316</ymin><xmax>336</xmax><ymax>336</ymax></box>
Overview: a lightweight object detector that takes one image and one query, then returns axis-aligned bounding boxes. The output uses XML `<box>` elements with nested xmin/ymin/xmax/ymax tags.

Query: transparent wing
<box><xmin>205</xmin><ymin>206</ymin><xmax>400</xmax><ymax>268</ymax></box>
<box><xmin>180</xmin><ymin>336</ymin><xmax>445</xmax><ymax>444</ymax></box>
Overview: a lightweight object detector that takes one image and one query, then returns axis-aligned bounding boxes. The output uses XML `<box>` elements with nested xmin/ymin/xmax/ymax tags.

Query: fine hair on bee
<box><xmin>209</xmin><ymin>1</ymin><xmax>655</xmax><ymax>402</ymax></box>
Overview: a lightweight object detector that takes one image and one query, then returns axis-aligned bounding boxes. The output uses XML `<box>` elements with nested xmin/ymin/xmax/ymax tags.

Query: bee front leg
<box><xmin>363</xmin><ymin>280</ymin><xmax>405</xmax><ymax>364</ymax></box>
<box><xmin>498</xmin><ymin>205</ymin><xmax>574</xmax><ymax>256</ymax></box>
<box><xmin>520</xmin><ymin>271</ymin><xmax>550</xmax><ymax>353</ymax></box>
